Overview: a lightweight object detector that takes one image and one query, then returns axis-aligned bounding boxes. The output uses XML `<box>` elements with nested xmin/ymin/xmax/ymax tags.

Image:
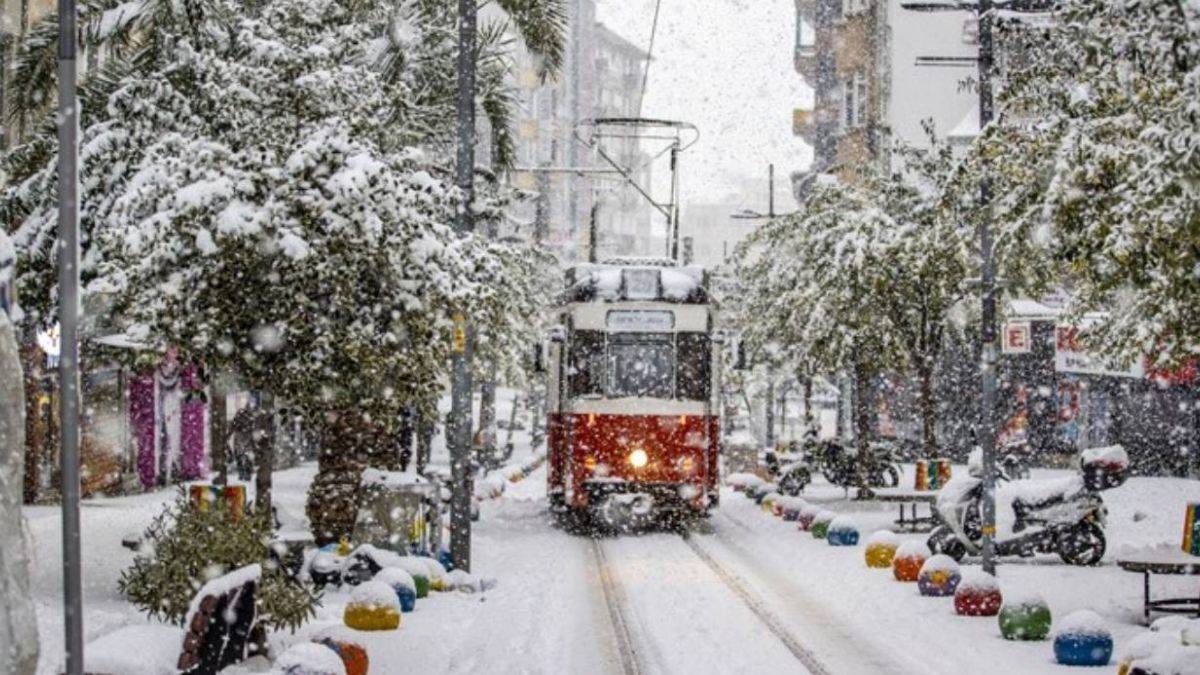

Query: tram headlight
<box><xmin>628</xmin><ymin>448</ymin><xmax>649</xmax><ymax>469</ymax></box>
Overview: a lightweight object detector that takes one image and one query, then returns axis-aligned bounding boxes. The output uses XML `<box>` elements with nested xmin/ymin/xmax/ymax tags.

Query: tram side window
<box><xmin>569</xmin><ymin>330</ymin><xmax>605</xmax><ymax>397</ymax></box>
<box><xmin>676</xmin><ymin>333</ymin><xmax>711</xmax><ymax>401</ymax></box>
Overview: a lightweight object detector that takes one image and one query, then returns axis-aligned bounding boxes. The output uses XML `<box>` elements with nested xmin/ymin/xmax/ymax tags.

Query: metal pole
<box><xmin>56</xmin><ymin>0</ymin><xmax>84</xmax><ymax>670</ymax></box>
<box><xmin>450</xmin><ymin>0</ymin><xmax>477</xmax><ymax>572</ymax></box>
<box><xmin>668</xmin><ymin>141</ymin><xmax>680</xmax><ymax>260</ymax></box>
<box><xmin>976</xmin><ymin>0</ymin><xmax>998</xmax><ymax>576</ymax></box>
<box><xmin>768</xmin><ymin>164</ymin><xmax>775</xmax><ymax>219</ymax></box>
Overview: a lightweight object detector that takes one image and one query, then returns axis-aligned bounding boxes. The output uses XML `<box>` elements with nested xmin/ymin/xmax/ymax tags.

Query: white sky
<box><xmin>596</xmin><ymin>0</ymin><xmax>814</xmax><ymax>211</ymax></box>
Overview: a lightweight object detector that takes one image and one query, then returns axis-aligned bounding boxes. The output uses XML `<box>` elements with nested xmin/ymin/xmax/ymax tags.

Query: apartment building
<box><xmin>792</xmin><ymin>0</ymin><xmax>976</xmax><ymax>197</ymax></box>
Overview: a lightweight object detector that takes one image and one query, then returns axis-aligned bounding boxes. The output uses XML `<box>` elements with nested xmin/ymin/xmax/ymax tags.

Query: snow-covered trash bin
<box><xmin>954</xmin><ymin>569</ymin><xmax>1003</xmax><ymax>616</ymax></box>
<box><xmin>275</xmin><ymin>642</ymin><xmax>347</xmax><ymax>675</ymax></box>
<box><xmin>917</xmin><ymin>554</ymin><xmax>961</xmax><ymax>597</ymax></box>
<box><xmin>893</xmin><ymin>541</ymin><xmax>931</xmax><ymax>582</ymax></box>
<box><xmin>343</xmin><ymin>580</ymin><xmax>402</xmax><ymax>631</ymax></box>
<box><xmin>1053</xmin><ymin>610</ymin><xmax>1113</xmax><ymax>666</ymax></box>
<box><xmin>998</xmin><ymin>590</ymin><xmax>1052</xmax><ymax>641</ymax></box>
<box><xmin>865</xmin><ymin>530</ymin><xmax>899</xmax><ymax>568</ymax></box>
<box><xmin>826</xmin><ymin>516</ymin><xmax>860</xmax><ymax>546</ymax></box>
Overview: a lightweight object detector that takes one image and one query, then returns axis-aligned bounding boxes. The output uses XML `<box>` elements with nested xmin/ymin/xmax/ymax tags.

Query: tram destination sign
<box><xmin>606</xmin><ymin>310</ymin><xmax>674</xmax><ymax>333</ymax></box>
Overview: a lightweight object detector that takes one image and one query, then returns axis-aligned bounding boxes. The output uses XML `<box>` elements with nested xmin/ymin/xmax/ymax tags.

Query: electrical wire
<box><xmin>636</xmin><ymin>0</ymin><xmax>663</xmax><ymax>118</ymax></box>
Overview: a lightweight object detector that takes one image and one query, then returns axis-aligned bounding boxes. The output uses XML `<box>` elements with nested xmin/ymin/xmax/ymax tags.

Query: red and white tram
<box><xmin>545</xmin><ymin>260</ymin><xmax>721</xmax><ymax>526</ymax></box>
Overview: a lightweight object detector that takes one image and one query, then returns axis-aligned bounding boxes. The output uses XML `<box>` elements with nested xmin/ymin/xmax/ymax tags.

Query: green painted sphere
<box><xmin>998</xmin><ymin>602</ymin><xmax>1051</xmax><ymax>641</ymax></box>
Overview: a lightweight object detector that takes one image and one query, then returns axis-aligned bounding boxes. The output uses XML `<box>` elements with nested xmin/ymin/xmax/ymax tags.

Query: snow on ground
<box><xmin>25</xmin><ymin>410</ymin><xmax>1200</xmax><ymax>675</ymax></box>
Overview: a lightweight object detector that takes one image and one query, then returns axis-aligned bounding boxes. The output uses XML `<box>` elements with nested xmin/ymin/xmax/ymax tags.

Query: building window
<box><xmin>839</xmin><ymin>70</ymin><xmax>868</xmax><ymax>132</ymax></box>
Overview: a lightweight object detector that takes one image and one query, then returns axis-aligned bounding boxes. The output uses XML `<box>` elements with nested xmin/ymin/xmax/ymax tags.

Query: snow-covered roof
<box><xmin>1006</xmin><ymin>298</ymin><xmax>1061</xmax><ymax>319</ymax></box>
<box><xmin>565</xmin><ymin>262</ymin><xmax>710</xmax><ymax>304</ymax></box>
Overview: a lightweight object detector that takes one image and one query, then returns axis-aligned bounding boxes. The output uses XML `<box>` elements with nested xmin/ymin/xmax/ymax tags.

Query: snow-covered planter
<box><xmin>1053</xmin><ymin>610</ymin><xmax>1112</xmax><ymax>666</ymax></box>
<box><xmin>893</xmin><ymin>541</ymin><xmax>930</xmax><ymax>582</ymax></box>
<box><xmin>953</xmin><ymin>570</ymin><xmax>1002</xmax><ymax>617</ymax></box>
<box><xmin>917</xmin><ymin>555</ymin><xmax>961</xmax><ymax>597</ymax></box>
<box><xmin>810</xmin><ymin>510</ymin><xmax>836</xmax><ymax>539</ymax></box>
<box><xmin>277</xmin><ymin>642</ymin><xmax>347</xmax><ymax>675</ymax></box>
<box><xmin>343</xmin><ymin>581</ymin><xmax>401</xmax><ymax>631</ymax></box>
<box><xmin>998</xmin><ymin>590</ymin><xmax>1051</xmax><ymax>641</ymax></box>
<box><xmin>826</xmin><ymin>516</ymin><xmax>860</xmax><ymax>546</ymax></box>
<box><xmin>373</xmin><ymin>567</ymin><xmax>418</xmax><ymax>613</ymax></box>
<box><xmin>864</xmin><ymin>530</ymin><xmax>899</xmax><ymax>568</ymax></box>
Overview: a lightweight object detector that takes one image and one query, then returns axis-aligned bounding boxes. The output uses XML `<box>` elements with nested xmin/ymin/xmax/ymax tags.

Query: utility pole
<box><xmin>57</xmin><ymin>0</ymin><xmax>84</xmax><ymax>670</ymax></box>
<box><xmin>898</xmin><ymin>0</ymin><xmax>1037</xmax><ymax>576</ymax></box>
<box><xmin>450</xmin><ymin>0</ymin><xmax>477</xmax><ymax>572</ymax></box>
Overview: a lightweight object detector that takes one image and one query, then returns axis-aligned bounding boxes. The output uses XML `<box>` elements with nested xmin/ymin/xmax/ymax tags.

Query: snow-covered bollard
<box><xmin>810</xmin><ymin>510</ymin><xmax>836</xmax><ymax>539</ymax></box>
<box><xmin>313</xmin><ymin>638</ymin><xmax>369</xmax><ymax>675</ymax></box>
<box><xmin>1053</xmin><ymin>610</ymin><xmax>1113</xmax><ymax>667</ymax></box>
<box><xmin>343</xmin><ymin>581</ymin><xmax>402</xmax><ymax>631</ymax></box>
<box><xmin>726</xmin><ymin>472</ymin><xmax>762</xmax><ymax>493</ymax></box>
<box><xmin>392</xmin><ymin>557</ymin><xmax>432</xmax><ymax>598</ymax></box>
<box><xmin>277</xmin><ymin>642</ymin><xmax>348</xmax><ymax>675</ymax></box>
<box><xmin>998</xmin><ymin>591</ymin><xmax>1052</xmax><ymax>641</ymax></box>
<box><xmin>754</xmin><ymin>483</ymin><xmax>779</xmax><ymax>505</ymax></box>
<box><xmin>761</xmin><ymin>491</ymin><xmax>781</xmax><ymax>514</ymax></box>
<box><xmin>917</xmin><ymin>554</ymin><xmax>961</xmax><ymax>597</ymax></box>
<box><xmin>797</xmin><ymin>503</ymin><xmax>822</xmax><ymax>531</ymax></box>
<box><xmin>954</xmin><ymin>570</ymin><xmax>1003</xmax><ymax>617</ymax></box>
<box><xmin>1116</xmin><ymin>616</ymin><xmax>1200</xmax><ymax>674</ymax></box>
<box><xmin>893</xmin><ymin>541</ymin><xmax>931</xmax><ymax>582</ymax></box>
<box><xmin>826</xmin><ymin>516</ymin><xmax>860</xmax><ymax>546</ymax></box>
<box><xmin>373</xmin><ymin>567</ymin><xmax>418</xmax><ymax>613</ymax></box>
<box><xmin>864</xmin><ymin>530</ymin><xmax>899</xmax><ymax>568</ymax></box>
<box><xmin>782</xmin><ymin>498</ymin><xmax>806</xmax><ymax>522</ymax></box>
<box><xmin>422</xmin><ymin>556</ymin><xmax>450</xmax><ymax>591</ymax></box>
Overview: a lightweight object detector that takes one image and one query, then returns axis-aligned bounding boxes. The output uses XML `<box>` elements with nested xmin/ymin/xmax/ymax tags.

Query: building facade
<box><xmin>507</xmin><ymin>1</ymin><xmax>652</xmax><ymax>262</ymax></box>
<box><xmin>792</xmin><ymin>0</ymin><xmax>976</xmax><ymax>196</ymax></box>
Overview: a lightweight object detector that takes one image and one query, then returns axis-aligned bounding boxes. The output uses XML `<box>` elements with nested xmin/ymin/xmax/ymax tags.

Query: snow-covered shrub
<box><xmin>118</xmin><ymin>491</ymin><xmax>317</xmax><ymax>631</ymax></box>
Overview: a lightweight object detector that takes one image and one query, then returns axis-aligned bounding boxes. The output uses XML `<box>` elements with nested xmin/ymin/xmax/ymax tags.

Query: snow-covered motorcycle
<box><xmin>927</xmin><ymin>445</ymin><xmax>1128</xmax><ymax>566</ymax></box>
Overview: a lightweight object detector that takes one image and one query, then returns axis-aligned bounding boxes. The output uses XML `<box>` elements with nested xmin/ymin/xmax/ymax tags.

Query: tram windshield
<box><xmin>568</xmin><ymin>330</ymin><xmax>710</xmax><ymax>401</ymax></box>
<box><xmin>607</xmin><ymin>334</ymin><xmax>674</xmax><ymax>398</ymax></box>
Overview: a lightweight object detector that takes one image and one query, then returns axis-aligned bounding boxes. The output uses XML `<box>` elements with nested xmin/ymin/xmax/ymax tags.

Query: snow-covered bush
<box><xmin>118</xmin><ymin>491</ymin><xmax>317</xmax><ymax>631</ymax></box>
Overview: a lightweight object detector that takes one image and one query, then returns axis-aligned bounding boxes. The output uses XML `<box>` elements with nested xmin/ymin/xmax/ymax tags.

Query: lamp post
<box><xmin>449</xmin><ymin>0</ymin><xmax>477</xmax><ymax>572</ymax></box>
<box><xmin>56</xmin><ymin>0</ymin><xmax>84</xmax><ymax>670</ymax></box>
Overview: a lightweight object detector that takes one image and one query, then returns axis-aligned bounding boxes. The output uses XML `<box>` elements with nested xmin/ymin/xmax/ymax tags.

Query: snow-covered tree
<box><xmin>983</xmin><ymin>0</ymin><xmax>1200</xmax><ymax>367</ymax></box>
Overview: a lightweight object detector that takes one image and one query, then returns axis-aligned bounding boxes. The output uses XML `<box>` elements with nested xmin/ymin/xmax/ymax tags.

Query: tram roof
<box><xmin>563</xmin><ymin>262</ymin><xmax>710</xmax><ymax>304</ymax></box>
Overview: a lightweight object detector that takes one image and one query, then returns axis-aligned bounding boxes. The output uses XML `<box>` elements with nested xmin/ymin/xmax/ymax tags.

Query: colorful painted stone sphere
<box><xmin>893</xmin><ymin>541</ymin><xmax>931</xmax><ymax>582</ymax></box>
<box><xmin>782</xmin><ymin>498</ymin><xmax>806</xmax><ymax>522</ymax></box>
<box><xmin>755</xmin><ymin>484</ymin><xmax>779</xmax><ymax>505</ymax></box>
<box><xmin>797</xmin><ymin>504</ymin><xmax>822</xmax><ymax>531</ymax></box>
<box><xmin>917</xmin><ymin>554</ymin><xmax>962</xmax><ymax>597</ymax></box>
<box><xmin>761</xmin><ymin>491</ymin><xmax>781</xmax><ymax>513</ymax></box>
<box><xmin>343</xmin><ymin>581</ymin><xmax>401</xmax><ymax>631</ymax></box>
<box><xmin>373</xmin><ymin>567</ymin><xmax>418</xmax><ymax>613</ymax></box>
<box><xmin>1053</xmin><ymin>610</ymin><xmax>1113</xmax><ymax>667</ymax></box>
<box><xmin>811</xmin><ymin>511</ymin><xmax>836</xmax><ymax>539</ymax></box>
<box><xmin>998</xmin><ymin>592</ymin><xmax>1052</xmax><ymax>641</ymax></box>
<box><xmin>826</xmin><ymin>516</ymin><xmax>860</xmax><ymax>546</ymax></box>
<box><xmin>864</xmin><ymin>530</ymin><xmax>899</xmax><ymax>568</ymax></box>
<box><xmin>954</xmin><ymin>570</ymin><xmax>1003</xmax><ymax>616</ymax></box>
<box><xmin>315</xmin><ymin>638</ymin><xmax>369</xmax><ymax>675</ymax></box>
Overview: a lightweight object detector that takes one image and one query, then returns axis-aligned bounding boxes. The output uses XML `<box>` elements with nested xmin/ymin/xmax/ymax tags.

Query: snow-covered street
<box><xmin>25</xmin><ymin>433</ymin><xmax>1199</xmax><ymax>674</ymax></box>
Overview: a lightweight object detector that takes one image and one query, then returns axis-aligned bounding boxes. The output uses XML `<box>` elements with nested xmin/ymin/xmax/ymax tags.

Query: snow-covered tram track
<box><xmin>590</xmin><ymin>532</ymin><xmax>820</xmax><ymax>674</ymax></box>
<box><xmin>590</xmin><ymin>537</ymin><xmax>644</xmax><ymax>675</ymax></box>
<box><xmin>679</xmin><ymin>531</ymin><xmax>832</xmax><ymax>675</ymax></box>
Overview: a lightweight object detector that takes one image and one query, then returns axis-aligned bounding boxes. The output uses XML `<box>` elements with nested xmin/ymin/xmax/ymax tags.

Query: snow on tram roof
<box><xmin>564</xmin><ymin>261</ymin><xmax>710</xmax><ymax>304</ymax></box>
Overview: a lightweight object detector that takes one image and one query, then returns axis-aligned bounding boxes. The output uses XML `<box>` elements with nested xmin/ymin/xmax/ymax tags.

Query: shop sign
<box><xmin>1054</xmin><ymin>325</ymin><xmax>1143</xmax><ymax>378</ymax></box>
<box><xmin>1002</xmin><ymin>322</ymin><xmax>1032</xmax><ymax>355</ymax></box>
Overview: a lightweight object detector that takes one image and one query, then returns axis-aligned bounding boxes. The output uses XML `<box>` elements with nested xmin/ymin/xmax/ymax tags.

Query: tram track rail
<box><xmin>590</xmin><ymin>527</ymin><xmax>830</xmax><ymax>675</ymax></box>
<box><xmin>590</xmin><ymin>537</ymin><xmax>643</xmax><ymax>675</ymax></box>
<box><xmin>680</xmin><ymin>530</ymin><xmax>832</xmax><ymax>675</ymax></box>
